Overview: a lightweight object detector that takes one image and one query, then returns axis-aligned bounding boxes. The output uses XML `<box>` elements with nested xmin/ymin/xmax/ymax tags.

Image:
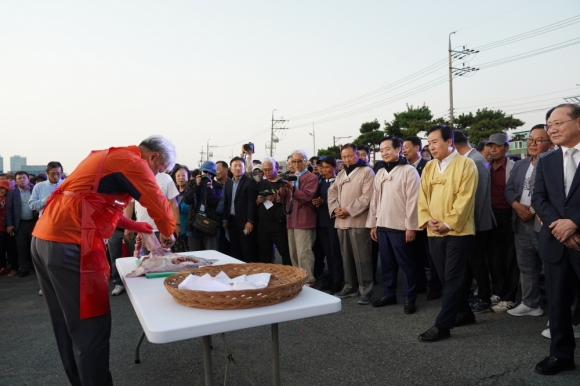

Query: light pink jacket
<box><xmin>366</xmin><ymin>165</ymin><xmax>421</xmax><ymax>231</ymax></box>
<box><xmin>327</xmin><ymin>165</ymin><xmax>374</xmax><ymax>229</ymax></box>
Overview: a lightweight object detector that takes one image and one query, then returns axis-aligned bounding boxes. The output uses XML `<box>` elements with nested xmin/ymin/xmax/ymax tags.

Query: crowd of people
<box><xmin>2</xmin><ymin>104</ymin><xmax>580</xmax><ymax>382</ymax></box>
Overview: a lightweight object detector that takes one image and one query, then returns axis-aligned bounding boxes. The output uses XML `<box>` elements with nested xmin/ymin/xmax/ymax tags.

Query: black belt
<box><xmin>20</xmin><ymin>218</ymin><xmax>35</xmax><ymax>222</ymax></box>
<box><xmin>492</xmin><ymin>209</ymin><xmax>512</xmax><ymax>212</ymax></box>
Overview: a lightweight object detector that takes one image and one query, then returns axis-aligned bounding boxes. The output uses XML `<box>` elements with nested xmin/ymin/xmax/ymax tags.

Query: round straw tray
<box><xmin>164</xmin><ymin>263</ymin><xmax>308</xmax><ymax>310</ymax></box>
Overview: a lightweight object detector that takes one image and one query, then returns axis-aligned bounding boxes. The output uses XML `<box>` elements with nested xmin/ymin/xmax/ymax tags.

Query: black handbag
<box><xmin>190</xmin><ymin>185</ymin><xmax>219</xmax><ymax>236</ymax></box>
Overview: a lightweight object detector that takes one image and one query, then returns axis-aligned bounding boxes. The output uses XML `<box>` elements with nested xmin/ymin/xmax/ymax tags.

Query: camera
<box><xmin>243</xmin><ymin>142</ymin><xmax>255</xmax><ymax>153</ymax></box>
<box><xmin>259</xmin><ymin>189</ymin><xmax>277</xmax><ymax>197</ymax></box>
<box><xmin>279</xmin><ymin>171</ymin><xmax>297</xmax><ymax>183</ymax></box>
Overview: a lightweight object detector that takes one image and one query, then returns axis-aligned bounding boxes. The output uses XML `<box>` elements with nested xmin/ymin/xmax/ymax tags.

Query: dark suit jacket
<box><xmin>505</xmin><ymin>157</ymin><xmax>534</xmax><ymax>231</ymax></box>
<box><xmin>415</xmin><ymin>158</ymin><xmax>428</xmax><ymax>177</ymax></box>
<box><xmin>6</xmin><ymin>186</ymin><xmax>36</xmax><ymax>231</ymax></box>
<box><xmin>223</xmin><ymin>175</ymin><xmax>258</xmax><ymax>229</ymax></box>
<box><xmin>531</xmin><ymin>148</ymin><xmax>580</xmax><ymax>263</ymax></box>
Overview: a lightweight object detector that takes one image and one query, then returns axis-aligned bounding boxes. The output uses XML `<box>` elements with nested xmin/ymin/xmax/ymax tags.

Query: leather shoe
<box><xmin>454</xmin><ymin>312</ymin><xmax>476</xmax><ymax>327</ymax></box>
<box><xmin>416</xmin><ymin>286</ymin><xmax>427</xmax><ymax>294</ymax></box>
<box><xmin>535</xmin><ymin>356</ymin><xmax>575</xmax><ymax>375</ymax></box>
<box><xmin>418</xmin><ymin>325</ymin><xmax>450</xmax><ymax>342</ymax></box>
<box><xmin>427</xmin><ymin>290</ymin><xmax>442</xmax><ymax>300</ymax></box>
<box><xmin>404</xmin><ymin>302</ymin><xmax>416</xmax><ymax>314</ymax></box>
<box><xmin>372</xmin><ymin>296</ymin><xmax>397</xmax><ymax>307</ymax></box>
<box><xmin>18</xmin><ymin>270</ymin><xmax>30</xmax><ymax>277</ymax></box>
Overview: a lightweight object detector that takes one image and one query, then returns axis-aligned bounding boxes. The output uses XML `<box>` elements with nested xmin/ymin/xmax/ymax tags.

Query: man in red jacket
<box><xmin>32</xmin><ymin>135</ymin><xmax>176</xmax><ymax>386</ymax></box>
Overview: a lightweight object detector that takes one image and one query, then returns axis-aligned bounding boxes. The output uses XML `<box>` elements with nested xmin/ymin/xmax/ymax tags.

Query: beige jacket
<box><xmin>327</xmin><ymin>165</ymin><xmax>375</xmax><ymax>229</ymax></box>
<box><xmin>366</xmin><ymin>165</ymin><xmax>421</xmax><ymax>231</ymax></box>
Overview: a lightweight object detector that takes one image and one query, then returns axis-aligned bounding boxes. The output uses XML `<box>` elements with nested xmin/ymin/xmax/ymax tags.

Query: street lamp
<box><xmin>333</xmin><ymin>135</ymin><xmax>352</xmax><ymax>147</ymax></box>
<box><xmin>309</xmin><ymin>123</ymin><xmax>316</xmax><ymax>156</ymax></box>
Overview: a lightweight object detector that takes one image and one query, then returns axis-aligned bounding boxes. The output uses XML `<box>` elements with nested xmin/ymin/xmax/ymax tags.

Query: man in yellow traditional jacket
<box><xmin>417</xmin><ymin>125</ymin><xmax>478</xmax><ymax>342</ymax></box>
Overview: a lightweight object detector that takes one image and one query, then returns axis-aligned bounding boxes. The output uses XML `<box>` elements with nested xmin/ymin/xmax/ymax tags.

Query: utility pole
<box><xmin>308</xmin><ymin>123</ymin><xmax>316</xmax><ymax>156</ymax></box>
<box><xmin>206</xmin><ymin>139</ymin><xmax>217</xmax><ymax>161</ymax></box>
<box><xmin>268</xmin><ymin>109</ymin><xmax>288</xmax><ymax>156</ymax></box>
<box><xmin>199</xmin><ymin>146</ymin><xmax>205</xmax><ymax>167</ymax></box>
<box><xmin>448</xmin><ymin>32</ymin><xmax>479</xmax><ymax>126</ymax></box>
<box><xmin>333</xmin><ymin>135</ymin><xmax>352</xmax><ymax>147</ymax></box>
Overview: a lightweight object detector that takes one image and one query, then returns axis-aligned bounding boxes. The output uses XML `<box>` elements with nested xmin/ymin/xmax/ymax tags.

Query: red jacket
<box><xmin>286</xmin><ymin>171</ymin><xmax>318</xmax><ymax>229</ymax></box>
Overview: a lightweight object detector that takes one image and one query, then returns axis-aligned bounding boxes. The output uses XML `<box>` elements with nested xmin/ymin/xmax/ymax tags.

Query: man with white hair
<box><xmin>31</xmin><ymin>135</ymin><xmax>177</xmax><ymax>386</ymax></box>
<box><xmin>281</xmin><ymin>150</ymin><xmax>319</xmax><ymax>286</ymax></box>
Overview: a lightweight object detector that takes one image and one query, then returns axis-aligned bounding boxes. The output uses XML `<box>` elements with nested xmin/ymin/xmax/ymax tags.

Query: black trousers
<box><xmin>468</xmin><ymin>230</ymin><xmax>493</xmax><ymax>301</ymax></box>
<box><xmin>417</xmin><ymin>229</ymin><xmax>442</xmax><ymax>293</ymax></box>
<box><xmin>31</xmin><ymin>237</ymin><xmax>113</xmax><ymax>386</ymax></box>
<box><xmin>318</xmin><ymin>226</ymin><xmax>344</xmax><ymax>288</ymax></box>
<box><xmin>0</xmin><ymin>230</ymin><xmax>18</xmax><ymax>270</ymax></box>
<box><xmin>544</xmin><ymin>250</ymin><xmax>580</xmax><ymax>361</ymax></box>
<box><xmin>15</xmin><ymin>219</ymin><xmax>35</xmax><ymax>272</ymax></box>
<box><xmin>489</xmin><ymin>209</ymin><xmax>519</xmax><ymax>302</ymax></box>
<box><xmin>312</xmin><ymin>234</ymin><xmax>326</xmax><ymax>277</ymax></box>
<box><xmin>429</xmin><ymin>235</ymin><xmax>474</xmax><ymax>329</ymax></box>
<box><xmin>256</xmin><ymin>230</ymin><xmax>291</xmax><ymax>265</ymax></box>
<box><xmin>228</xmin><ymin>216</ymin><xmax>257</xmax><ymax>262</ymax></box>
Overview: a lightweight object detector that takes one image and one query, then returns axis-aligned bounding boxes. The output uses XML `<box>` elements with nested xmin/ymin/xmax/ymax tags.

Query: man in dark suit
<box><xmin>223</xmin><ymin>156</ymin><xmax>258</xmax><ymax>262</ymax></box>
<box><xmin>6</xmin><ymin>171</ymin><xmax>37</xmax><ymax>277</ymax></box>
<box><xmin>532</xmin><ymin>103</ymin><xmax>580</xmax><ymax>375</ymax></box>
<box><xmin>403</xmin><ymin>136</ymin><xmax>442</xmax><ymax>300</ymax></box>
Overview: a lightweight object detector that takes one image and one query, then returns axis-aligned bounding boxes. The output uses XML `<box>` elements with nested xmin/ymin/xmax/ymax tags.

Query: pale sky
<box><xmin>1</xmin><ymin>0</ymin><xmax>579</xmax><ymax>172</ymax></box>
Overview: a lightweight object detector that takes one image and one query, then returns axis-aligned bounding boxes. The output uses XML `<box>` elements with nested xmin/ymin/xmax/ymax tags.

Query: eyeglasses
<box><xmin>290</xmin><ymin>160</ymin><xmax>304</xmax><ymax>164</ymax></box>
<box><xmin>547</xmin><ymin>119</ymin><xmax>575</xmax><ymax>131</ymax></box>
<box><xmin>526</xmin><ymin>138</ymin><xmax>551</xmax><ymax>145</ymax></box>
<box><xmin>262</xmin><ymin>168</ymin><xmax>273</xmax><ymax>172</ymax></box>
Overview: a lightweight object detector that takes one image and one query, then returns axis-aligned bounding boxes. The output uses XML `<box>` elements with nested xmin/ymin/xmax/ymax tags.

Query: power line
<box><xmin>474</xmin><ymin>15</ymin><xmax>580</xmax><ymax>51</ymax></box>
<box><xmin>476</xmin><ymin>37</ymin><xmax>580</xmax><ymax>69</ymax></box>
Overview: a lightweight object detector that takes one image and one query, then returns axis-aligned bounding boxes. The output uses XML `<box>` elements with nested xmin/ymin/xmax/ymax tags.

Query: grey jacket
<box><xmin>466</xmin><ymin>148</ymin><xmax>495</xmax><ymax>232</ymax></box>
<box><xmin>504</xmin><ymin>157</ymin><xmax>534</xmax><ymax>231</ymax></box>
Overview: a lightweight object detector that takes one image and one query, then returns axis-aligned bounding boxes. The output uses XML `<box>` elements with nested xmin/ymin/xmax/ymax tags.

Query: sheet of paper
<box><xmin>263</xmin><ymin>200</ymin><xmax>274</xmax><ymax>210</ymax></box>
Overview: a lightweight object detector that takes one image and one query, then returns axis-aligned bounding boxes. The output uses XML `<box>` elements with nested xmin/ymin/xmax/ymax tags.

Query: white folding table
<box><xmin>116</xmin><ymin>251</ymin><xmax>341</xmax><ymax>385</ymax></box>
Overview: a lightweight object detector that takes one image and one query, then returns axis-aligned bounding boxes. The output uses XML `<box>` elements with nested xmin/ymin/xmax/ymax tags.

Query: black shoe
<box><xmin>372</xmin><ymin>296</ymin><xmax>397</xmax><ymax>307</ymax></box>
<box><xmin>454</xmin><ymin>312</ymin><xmax>476</xmax><ymax>327</ymax></box>
<box><xmin>535</xmin><ymin>356</ymin><xmax>575</xmax><ymax>375</ymax></box>
<box><xmin>404</xmin><ymin>302</ymin><xmax>416</xmax><ymax>314</ymax></box>
<box><xmin>418</xmin><ymin>325</ymin><xmax>450</xmax><ymax>342</ymax></box>
<box><xmin>416</xmin><ymin>286</ymin><xmax>427</xmax><ymax>294</ymax></box>
<box><xmin>427</xmin><ymin>290</ymin><xmax>442</xmax><ymax>300</ymax></box>
<box><xmin>18</xmin><ymin>270</ymin><xmax>30</xmax><ymax>277</ymax></box>
<box><xmin>320</xmin><ymin>282</ymin><xmax>332</xmax><ymax>291</ymax></box>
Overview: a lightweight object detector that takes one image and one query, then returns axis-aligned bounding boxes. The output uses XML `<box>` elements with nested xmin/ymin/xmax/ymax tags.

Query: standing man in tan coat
<box><xmin>328</xmin><ymin>143</ymin><xmax>375</xmax><ymax>305</ymax></box>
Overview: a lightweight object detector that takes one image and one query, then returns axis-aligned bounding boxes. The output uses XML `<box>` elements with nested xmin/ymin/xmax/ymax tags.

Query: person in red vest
<box><xmin>31</xmin><ymin>135</ymin><xmax>176</xmax><ymax>386</ymax></box>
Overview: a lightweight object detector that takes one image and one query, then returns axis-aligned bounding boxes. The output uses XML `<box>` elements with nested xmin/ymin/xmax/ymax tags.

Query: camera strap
<box><xmin>283</xmin><ymin>186</ymin><xmax>294</xmax><ymax>215</ymax></box>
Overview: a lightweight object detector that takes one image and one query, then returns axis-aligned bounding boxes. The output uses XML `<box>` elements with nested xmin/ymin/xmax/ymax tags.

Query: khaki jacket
<box><xmin>327</xmin><ymin>165</ymin><xmax>374</xmax><ymax>229</ymax></box>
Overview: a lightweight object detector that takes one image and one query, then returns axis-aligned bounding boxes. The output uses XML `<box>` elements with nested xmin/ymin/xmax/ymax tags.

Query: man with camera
<box><xmin>241</xmin><ymin>142</ymin><xmax>256</xmax><ymax>178</ymax></box>
<box><xmin>255</xmin><ymin>157</ymin><xmax>291</xmax><ymax>265</ymax></box>
<box><xmin>281</xmin><ymin>150</ymin><xmax>319</xmax><ymax>286</ymax></box>
<box><xmin>183</xmin><ymin>161</ymin><xmax>223</xmax><ymax>251</ymax></box>
<box><xmin>223</xmin><ymin>156</ymin><xmax>258</xmax><ymax>262</ymax></box>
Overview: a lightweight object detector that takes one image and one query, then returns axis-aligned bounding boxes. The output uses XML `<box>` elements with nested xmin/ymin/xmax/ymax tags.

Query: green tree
<box><xmin>317</xmin><ymin>145</ymin><xmax>341</xmax><ymax>159</ymax></box>
<box><xmin>384</xmin><ymin>104</ymin><xmax>434</xmax><ymax>138</ymax></box>
<box><xmin>454</xmin><ymin>108</ymin><xmax>524</xmax><ymax>145</ymax></box>
<box><xmin>354</xmin><ymin>119</ymin><xmax>384</xmax><ymax>163</ymax></box>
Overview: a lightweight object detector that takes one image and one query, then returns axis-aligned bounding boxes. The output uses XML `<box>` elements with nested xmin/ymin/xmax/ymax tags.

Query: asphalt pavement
<box><xmin>1</xmin><ymin>267</ymin><xmax>580</xmax><ymax>386</ymax></box>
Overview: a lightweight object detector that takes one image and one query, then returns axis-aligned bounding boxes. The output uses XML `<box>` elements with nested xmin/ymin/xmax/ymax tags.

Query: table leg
<box><xmin>134</xmin><ymin>330</ymin><xmax>146</xmax><ymax>364</ymax></box>
<box><xmin>271</xmin><ymin>323</ymin><xmax>280</xmax><ymax>386</ymax></box>
<box><xmin>202</xmin><ymin>335</ymin><xmax>213</xmax><ymax>386</ymax></box>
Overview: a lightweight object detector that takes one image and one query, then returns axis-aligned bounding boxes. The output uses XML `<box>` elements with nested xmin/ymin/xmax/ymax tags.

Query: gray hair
<box><xmin>262</xmin><ymin>157</ymin><xmax>279</xmax><ymax>169</ymax></box>
<box><xmin>139</xmin><ymin>135</ymin><xmax>177</xmax><ymax>171</ymax></box>
<box><xmin>291</xmin><ymin>149</ymin><xmax>308</xmax><ymax>160</ymax></box>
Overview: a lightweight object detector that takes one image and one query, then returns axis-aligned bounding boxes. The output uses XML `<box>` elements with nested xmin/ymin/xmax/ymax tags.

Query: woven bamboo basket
<box><xmin>164</xmin><ymin>263</ymin><xmax>308</xmax><ymax>310</ymax></box>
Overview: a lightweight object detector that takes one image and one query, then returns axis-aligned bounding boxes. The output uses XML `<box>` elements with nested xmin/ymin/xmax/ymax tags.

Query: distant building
<box><xmin>21</xmin><ymin>165</ymin><xmax>46</xmax><ymax>176</ymax></box>
<box><xmin>508</xmin><ymin>130</ymin><xmax>529</xmax><ymax>158</ymax></box>
<box><xmin>0</xmin><ymin>155</ymin><xmax>3</xmax><ymax>173</ymax></box>
<box><xmin>10</xmin><ymin>155</ymin><xmax>26</xmax><ymax>172</ymax></box>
